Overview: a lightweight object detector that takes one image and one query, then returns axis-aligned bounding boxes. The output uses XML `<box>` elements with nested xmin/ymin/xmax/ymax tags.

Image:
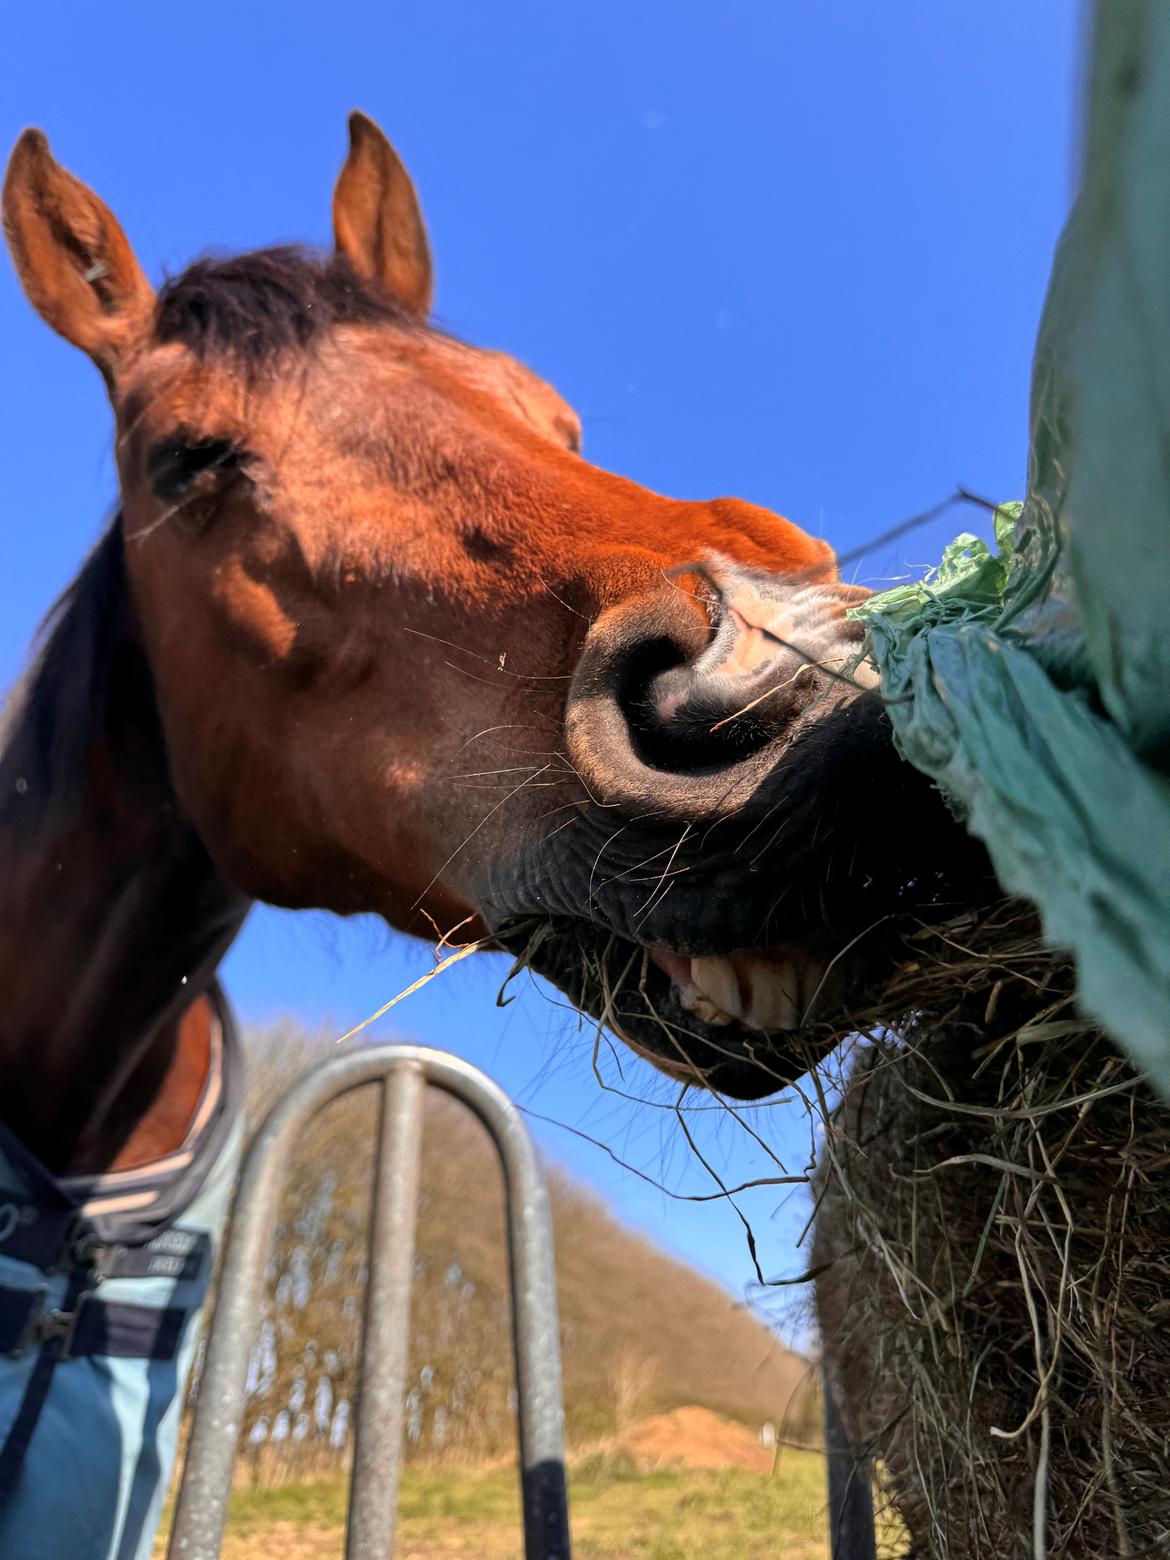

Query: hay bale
<box><xmin>811</xmin><ymin>901</ymin><xmax>1170</xmax><ymax>1557</ymax></box>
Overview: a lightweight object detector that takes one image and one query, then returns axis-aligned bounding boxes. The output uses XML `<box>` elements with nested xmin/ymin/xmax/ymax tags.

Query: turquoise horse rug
<box><xmin>0</xmin><ymin>985</ymin><xmax>241</xmax><ymax>1560</ymax></box>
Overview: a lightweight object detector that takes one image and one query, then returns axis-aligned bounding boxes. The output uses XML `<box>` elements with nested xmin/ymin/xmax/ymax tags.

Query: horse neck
<box><xmin>0</xmin><ymin>524</ymin><xmax>249</xmax><ymax>1174</ymax></box>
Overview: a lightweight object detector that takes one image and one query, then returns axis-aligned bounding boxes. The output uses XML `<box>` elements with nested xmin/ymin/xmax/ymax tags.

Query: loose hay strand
<box><xmin>334</xmin><ymin>936</ymin><xmax>494</xmax><ymax>1045</ymax></box>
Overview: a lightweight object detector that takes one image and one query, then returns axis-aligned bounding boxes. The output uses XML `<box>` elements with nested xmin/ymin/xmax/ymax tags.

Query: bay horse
<box><xmin>1</xmin><ymin>114</ymin><xmax>969</xmax><ymax>1555</ymax></box>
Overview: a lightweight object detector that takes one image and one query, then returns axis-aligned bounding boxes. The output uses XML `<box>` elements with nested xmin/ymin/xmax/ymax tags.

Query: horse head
<box><xmin>3</xmin><ymin>115</ymin><xmax>976</xmax><ymax>1108</ymax></box>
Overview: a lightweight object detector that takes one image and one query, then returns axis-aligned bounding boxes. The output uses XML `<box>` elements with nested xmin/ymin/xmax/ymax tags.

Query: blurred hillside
<box><xmin>229</xmin><ymin>1023</ymin><xmax>815</xmax><ymax>1478</ymax></box>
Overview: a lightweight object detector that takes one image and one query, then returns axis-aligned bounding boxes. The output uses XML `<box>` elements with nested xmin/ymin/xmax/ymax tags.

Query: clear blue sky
<box><xmin>2</xmin><ymin>3</ymin><xmax>1083</xmax><ymax>1336</ymax></box>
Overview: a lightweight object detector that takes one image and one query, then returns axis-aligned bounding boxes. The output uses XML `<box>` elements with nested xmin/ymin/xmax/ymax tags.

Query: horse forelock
<box><xmin>153</xmin><ymin>247</ymin><xmax>420</xmax><ymax>367</ymax></box>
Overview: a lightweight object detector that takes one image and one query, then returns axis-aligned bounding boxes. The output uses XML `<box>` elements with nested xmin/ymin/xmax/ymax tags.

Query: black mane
<box><xmin>0</xmin><ymin>523</ymin><xmax>150</xmax><ymax>835</ymax></box>
<box><xmin>154</xmin><ymin>246</ymin><xmax>416</xmax><ymax>365</ymax></box>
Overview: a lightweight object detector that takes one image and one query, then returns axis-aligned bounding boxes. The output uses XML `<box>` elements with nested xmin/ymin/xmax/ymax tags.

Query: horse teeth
<box><xmin>743</xmin><ymin>962</ymin><xmax>801</xmax><ymax>1031</ymax></box>
<box><xmin>677</xmin><ymin>984</ymin><xmax>736</xmax><ymax>1027</ymax></box>
<box><xmin>658</xmin><ymin>948</ymin><xmax>835</xmax><ymax>1032</ymax></box>
<box><xmin>690</xmin><ymin>956</ymin><xmax>746</xmax><ymax>1022</ymax></box>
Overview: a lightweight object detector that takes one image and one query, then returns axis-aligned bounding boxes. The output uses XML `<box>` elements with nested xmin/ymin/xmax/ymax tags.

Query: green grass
<box><xmin>159</xmin><ymin>1451</ymin><xmax>838</xmax><ymax>1558</ymax></box>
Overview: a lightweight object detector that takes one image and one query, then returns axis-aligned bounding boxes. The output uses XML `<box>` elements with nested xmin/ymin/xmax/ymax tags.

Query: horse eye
<box><xmin>147</xmin><ymin>436</ymin><xmax>248</xmax><ymax>505</ymax></box>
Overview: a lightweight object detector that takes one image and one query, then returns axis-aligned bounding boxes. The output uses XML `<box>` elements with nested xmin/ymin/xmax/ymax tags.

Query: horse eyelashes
<box><xmin>147</xmin><ymin>436</ymin><xmax>248</xmax><ymax>507</ymax></box>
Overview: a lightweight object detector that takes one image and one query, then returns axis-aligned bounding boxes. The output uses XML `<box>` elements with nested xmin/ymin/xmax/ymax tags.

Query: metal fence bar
<box><xmin>346</xmin><ymin>1063</ymin><xmax>425</xmax><ymax>1560</ymax></box>
<box><xmin>441</xmin><ymin>1054</ymin><xmax>569</xmax><ymax>1560</ymax></box>
<box><xmin>823</xmin><ymin>1378</ymin><xmax>876</xmax><ymax>1560</ymax></box>
<box><xmin>167</xmin><ymin>1044</ymin><xmax>571</xmax><ymax>1560</ymax></box>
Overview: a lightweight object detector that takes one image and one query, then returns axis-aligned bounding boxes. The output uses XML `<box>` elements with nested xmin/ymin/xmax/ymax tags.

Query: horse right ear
<box><xmin>3</xmin><ymin>130</ymin><xmax>154</xmax><ymax>382</ymax></box>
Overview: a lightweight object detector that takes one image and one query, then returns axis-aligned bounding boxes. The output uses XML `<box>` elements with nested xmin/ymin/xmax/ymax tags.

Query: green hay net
<box><xmin>850</xmin><ymin>1</ymin><xmax>1170</xmax><ymax>1092</ymax></box>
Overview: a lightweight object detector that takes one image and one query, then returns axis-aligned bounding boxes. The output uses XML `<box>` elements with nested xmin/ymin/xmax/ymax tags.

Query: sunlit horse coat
<box><xmin>0</xmin><ymin>987</ymin><xmax>240</xmax><ymax>1560</ymax></box>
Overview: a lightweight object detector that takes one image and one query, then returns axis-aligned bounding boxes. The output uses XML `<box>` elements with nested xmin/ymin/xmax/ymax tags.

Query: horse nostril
<box><xmin>622</xmin><ymin>639</ymin><xmax>778</xmax><ymax>771</ymax></box>
<box><xmin>613</xmin><ymin>632</ymin><xmax>756</xmax><ymax>771</ymax></box>
<box><xmin>580</xmin><ymin>594</ymin><xmax>778</xmax><ymax>777</ymax></box>
<box><xmin>565</xmin><ymin>572</ymin><xmax>871</xmax><ymax>816</ymax></box>
<box><xmin>641</xmin><ymin>571</ymin><xmax>873</xmax><ymax>753</ymax></box>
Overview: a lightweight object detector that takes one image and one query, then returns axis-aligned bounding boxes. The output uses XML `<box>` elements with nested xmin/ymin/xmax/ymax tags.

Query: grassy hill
<box><xmin>235</xmin><ymin>1023</ymin><xmax>815</xmax><ymax>1477</ymax></box>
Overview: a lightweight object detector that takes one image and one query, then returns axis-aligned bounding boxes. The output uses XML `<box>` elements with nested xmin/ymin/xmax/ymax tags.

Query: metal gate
<box><xmin>167</xmin><ymin>1044</ymin><xmax>571</xmax><ymax>1560</ymax></box>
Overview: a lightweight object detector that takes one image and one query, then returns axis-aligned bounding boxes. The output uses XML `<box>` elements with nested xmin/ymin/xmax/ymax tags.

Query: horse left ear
<box><xmin>332</xmin><ymin>111</ymin><xmax>434</xmax><ymax>317</ymax></box>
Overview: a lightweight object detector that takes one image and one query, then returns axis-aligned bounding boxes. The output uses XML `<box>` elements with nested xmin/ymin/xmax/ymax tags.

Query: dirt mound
<box><xmin>616</xmin><ymin>1405</ymin><xmax>772</xmax><ymax>1473</ymax></box>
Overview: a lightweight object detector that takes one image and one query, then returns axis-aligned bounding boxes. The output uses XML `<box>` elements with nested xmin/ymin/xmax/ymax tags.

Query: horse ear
<box><xmin>333</xmin><ymin>111</ymin><xmax>434</xmax><ymax>317</ymax></box>
<box><xmin>3</xmin><ymin>130</ymin><xmax>154</xmax><ymax>380</ymax></box>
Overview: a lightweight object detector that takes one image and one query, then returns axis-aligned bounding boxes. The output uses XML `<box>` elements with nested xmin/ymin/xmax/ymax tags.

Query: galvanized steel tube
<box><xmin>167</xmin><ymin>1043</ymin><xmax>570</xmax><ymax>1560</ymax></box>
<box><xmin>345</xmin><ymin>1064</ymin><xmax>425</xmax><ymax>1560</ymax></box>
<box><xmin>426</xmin><ymin>1052</ymin><xmax>570</xmax><ymax>1559</ymax></box>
